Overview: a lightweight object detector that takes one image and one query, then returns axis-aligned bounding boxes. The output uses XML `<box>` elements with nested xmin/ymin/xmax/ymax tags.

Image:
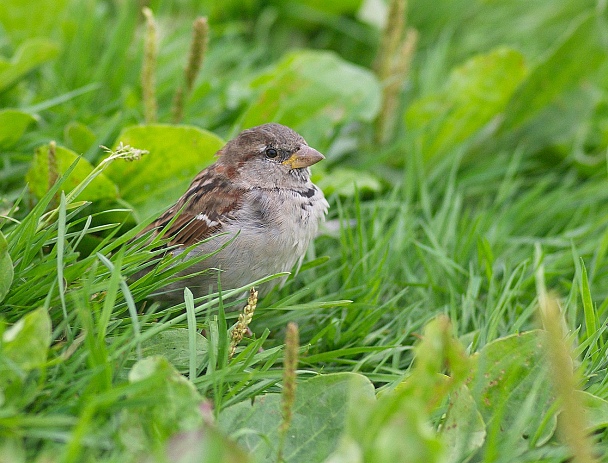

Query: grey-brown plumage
<box><xmin>140</xmin><ymin>123</ymin><xmax>328</xmax><ymax>302</ymax></box>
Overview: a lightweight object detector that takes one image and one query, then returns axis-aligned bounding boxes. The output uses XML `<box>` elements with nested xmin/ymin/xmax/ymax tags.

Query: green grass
<box><xmin>2</xmin><ymin>0</ymin><xmax>608</xmax><ymax>462</ymax></box>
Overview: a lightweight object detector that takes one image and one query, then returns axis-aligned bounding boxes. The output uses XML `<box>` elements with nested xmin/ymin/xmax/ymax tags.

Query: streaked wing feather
<box><xmin>142</xmin><ymin>165</ymin><xmax>243</xmax><ymax>247</ymax></box>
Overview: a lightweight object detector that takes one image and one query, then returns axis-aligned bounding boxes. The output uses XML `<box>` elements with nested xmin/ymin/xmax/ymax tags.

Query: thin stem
<box><xmin>172</xmin><ymin>17</ymin><xmax>209</xmax><ymax>123</ymax></box>
<box><xmin>142</xmin><ymin>7</ymin><xmax>158</xmax><ymax>124</ymax></box>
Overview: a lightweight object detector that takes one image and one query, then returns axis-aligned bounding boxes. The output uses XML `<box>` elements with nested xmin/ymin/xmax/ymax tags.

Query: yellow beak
<box><xmin>282</xmin><ymin>146</ymin><xmax>325</xmax><ymax>169</ymax></box>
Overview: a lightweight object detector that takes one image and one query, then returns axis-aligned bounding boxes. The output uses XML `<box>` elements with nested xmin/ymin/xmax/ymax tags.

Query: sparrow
<box><xmin>140</xmin><ymin>123</ymin><xmax>329</xmax><ymax>302</ymax></box>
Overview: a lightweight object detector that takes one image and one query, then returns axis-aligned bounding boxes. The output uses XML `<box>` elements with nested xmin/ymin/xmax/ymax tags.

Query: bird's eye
<box><xmin>265</xmin><ymin>148</ymin><xmax>278</xmax><ymax>158</ymax></box>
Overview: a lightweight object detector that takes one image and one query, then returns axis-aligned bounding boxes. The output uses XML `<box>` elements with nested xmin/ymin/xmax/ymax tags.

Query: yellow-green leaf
<box><xmin>64</xmin><ymin>121</ymin><xmax>96</xmax><ymax>154</ymax></box>
<box><xmin>0</xmin><ymin>109</ymin><xmax>35</xmax><ymax>148</ymax></box>
<box><xmin>237</xmin><ymin>50</ymin><xmax>381</xmax><ymax>151</ymax></box>
<box><xmin>2</xmin><ymin>307</ymin><xmax>51</xmax><ymax>370</ymax></box>
<box><xmin>405</xmin><ymin>47</ymin><xmax>528</xmax><ymax>163</ymax></box>
<box><xmin>0</xmin><ymin>231</ymin><xmax>13</xmax><ymax>303</ymax></box>
<box><xmin>105</xmin><ymin>124</ymin><xmax>224</xmax><ymax>220</ymax></box>
<box><xmin>0</xmin><ymin>38</ymin><xmax>59</xmax><ymax>92</ymax></box>
<box><xmin>26</xmin><ymin>144</ymin><xmax>118</xmax><ymax>202</ymax></box>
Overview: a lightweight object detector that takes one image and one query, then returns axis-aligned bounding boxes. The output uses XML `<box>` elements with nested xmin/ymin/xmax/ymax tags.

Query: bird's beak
<box><xmin>282</xmin><ymin>146</ymin><xmax>325</xmax><ymax>169</ymax></box>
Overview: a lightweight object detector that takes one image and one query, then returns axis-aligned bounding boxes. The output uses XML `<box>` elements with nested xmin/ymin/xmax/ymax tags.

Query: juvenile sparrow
<box><xmin>141</xmin><ymin>123</ymin><xmax>328</xmax><ymax>302</ymax></box>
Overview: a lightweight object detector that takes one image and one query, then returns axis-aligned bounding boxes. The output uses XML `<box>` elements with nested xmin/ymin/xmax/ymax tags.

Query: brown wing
<box><xmin>141</xmin><ymin>164</ymin><xmax>243</xmax><ymax>247</ymax></box>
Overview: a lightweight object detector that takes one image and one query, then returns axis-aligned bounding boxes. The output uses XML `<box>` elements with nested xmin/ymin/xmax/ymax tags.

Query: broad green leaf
<box><xmin>105</xmin><ymin>124</ymin><xmax>224</xmax><ymax>220</ymax></box>
<box><xmin>332</xmin><ymin>372</ymin><xmax>445</xmax><ymax>463</ymax></box>
<box><xmin>471</xmin><ymin>331</ymin><xmax>556</xmax><ymax>451</ymax></box>
<box><xmin>219</xmin><ymin>372</ymin><xmax>375</xmax><ymax>463</ymax></box>
<box><xmin>0</xmin><ymin>232</ymin><xmax>13</xmax><ymax>303</ymax></box>
<box><xmin>0</xmin><ymin>38</ymin><xmax>59</xmax><ymax>92</ymax></box>
<box><xmin>333</xmin><ymin>317</ymin><xmax>467</xmax><ymax>463</ymax></box>
<box><xmin>237</xmin><ymin>50</ymin><xmax>381</xmax><ymax>150</ymax></box>
<box><xmin>501</xmin><ymin>13</ymin><xmax>607</xmax><ymax>132</ymax></box>
<box><xmin>164</xmin><ymin>425</ymin><xmax>252</xmax><ymax>463</ymax></box>
<box><xmin>405</xmin><ymin>47</ymin><xmax>527</xmax><ymax>163</ymax></box>
<box><xmin>0</xmin><ymin>437</ymin><xmax>25</xmax><ymax>463</ymax></box>
<box><xmin>494</xmin><ymin>85</ymin><xmax>598</xmax><ymax>156</ymax></box>
<box><xmin>125</xmin><ymin>329</ymin><xmax>208</xmax><ymax>374</ymax></box>
<box><xmin>2</xmin><ymin>307</ymin><xmax>51</xmax><ymax>370</ymax></box>
<box><xmin>493</xmin><ymin>13</ymin><xmax>608</xmax><ymax>174</ymax></box>
<box><xmin>394</xmin><ymin>315</ymin><xmax>472</xmax><ymax>403</ymax></box>
<box><xmin>295</xmin><ymin>0</ymin><xmax>362</xmax><ymax>15</ymax></box>
<box><xmin>0</xmin><ymin>0</ymin><xmax>68</xmax><ymax>45</ymax></box>
<box><xmin>578</xmin><ymin>391</ymin><xmax>608</xmax><ymax>432</ymax></box>
<box><xmin>442</xmin><ymin>385</ymin><xmax>486</xmax><ymax>463</ymax></box>
<box><xmin>316</xmin><ymin>167</ymin><xmax>382</xmax><ymax>197</ymax></box>
<box><xmin>120</xmin><ymin>356</ymin><xmax>204</xmax><ymax>453</ymax></box>
<box><xmin>0</xmin><ymin>308</ymin><xmax>51</xmax><ymax>410</ymax></box>
<box><xmin>364</xmin><ymin>401</ymin><xmax>444</xmax><ymax>463</ymax></box>
<box><xmin>324</xmin><ymin>438</ymin><xmax>363</xmax><ymax>463</ymax></box>
<box><xmin>0</xmin><ymin>109</ymin><xmax>35</xmax><ymax>148</ymax></box>
<box><xmin>64</xmin><ymin>121</ymin><xmax>96</xmax><ymax>154</ymax></box>
<box><xmin>26</xmin><ymin>144</ymin><xmax>118</xmax><ymax>202</ymax></box>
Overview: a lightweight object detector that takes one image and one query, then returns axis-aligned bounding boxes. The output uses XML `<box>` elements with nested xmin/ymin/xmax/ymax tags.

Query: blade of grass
<box><xmin>579</xmin><ymin>258</ymin><xmax>598</xmax><ymax>359</ymax></box>
<box><xmin>57</xmin><ymin>191</ymin><xmax>71</xmax><ymax>338</ymax></box>
<box><xmin>184</xmin><ymin>287</ymin><xmax>198</xmax><ymax>380</ymax></box>
<box><xmin>22</xmin><ymin>83</ymin><xmax>101</xmax><ymax>113</ymax></box>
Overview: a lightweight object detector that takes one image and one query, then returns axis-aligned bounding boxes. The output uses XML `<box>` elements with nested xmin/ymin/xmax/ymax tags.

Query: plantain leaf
<box><xmin>0</xmin><ymin>0</ymin><xmax>69</xmax><ymax>45</ymax></box>
<box><xmin>120</xmin><ymin>356</ymin><xmax>205</xmax><ymax>453</ymax></box>
<box><xmin>500</xmin><ymin>13</ymin><xmax>607</xmax><ymax>132</ymax></box>
<box><xmin>405</xmin><ymin>47</ymin><xmax>528</xmax><ymax>163</ymax></box>
<box><xmin>0</xmin><ymin>109</ymin><xmax>35</xmax><ymax>148</ymax></box>
<box><xmin>471</xmin><ymin>331</ymin><xmax>556</xmax><ymax>451</ymax></box>
<box><xmin>237</xmin><ymin>50</ymin><xmax>381</xmax><ymax>151</ymax></box>
<box><xmin>105</xmin><ymin>124</ymin><xmax>224</xmax><ymax>221</ymax></box>
<box><xmin>26</xmin><ymin>144</ymin><xmax>118</xmax><ymax>202</ymax></box>
<box><xmin>0</xmin><ymin>38</ymin><xmax>59</xmax><ymax>92</ymax></box>
<box><xmin>219</xmin><ymin>372</ymin><xmax>375</xmax><ymax>463</ymax></box>
<box><xmin>2</xmin><ymin>307</ymin><xmax>51</xmax><ymax>370</ymax></box>
<box><xmin>64</xmin><ymin>121</ymin><xmax>96</xmax><ymax>154</ymax></box>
